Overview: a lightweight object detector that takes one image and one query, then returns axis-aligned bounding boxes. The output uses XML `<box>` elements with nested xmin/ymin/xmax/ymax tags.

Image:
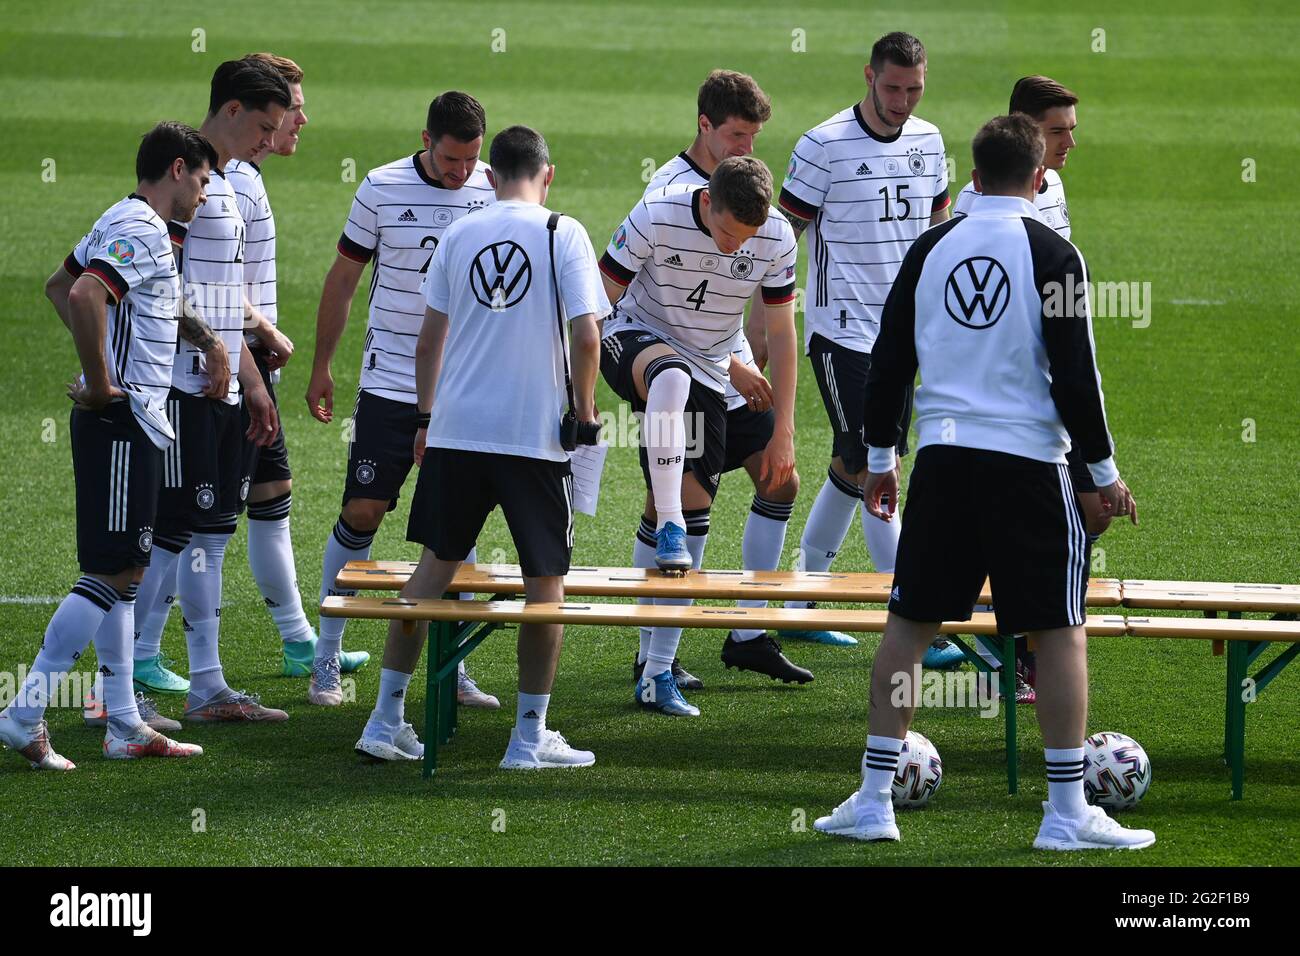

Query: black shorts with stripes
<box><xmin>407</xmin><ymin>447</ymin><xmax>574</xmax><ymax>578</ymax></box>
<box><xmin>156</xmin><ymin>389</ymin><xmax>247</xmax><ymax>533</ymax></box>
<box><xmin>343</xmin><ymin>389</ymin><xmax>423</xmax><ymax>512</ymax></box>
<box><xmin>70</xmin><ymin>401</ymin><xmax>163</xmax><ymax>574</ymax></box>
<box><xmin>808</xmin><ymin>333</ymin><xmax>911</xmax><ymax>474</ymax></box>
<box><xmin>600</xmin><ymin>329</ymin><xmax>727</xmax><ymax>500</ymax></box>
<box><xmin>240</xmin><ymin>347</ymin><xmax>291</xmax><ymax>486</ymax></box>
<box><xmin>888</xmin><ymin>445</ymin><xmax>1090</xmax><ymax>635</ymax></box>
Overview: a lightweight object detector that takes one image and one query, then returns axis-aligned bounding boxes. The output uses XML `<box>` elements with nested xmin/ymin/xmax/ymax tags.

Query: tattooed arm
<box><xmin>178</xmin><ymin>299</ymin><xmax>230</xmax><ymax>398</ymax></box>
<box><xmin>780</xmin><ymin>207</ymin><xmax>811</xmax><ymax>241</ymax></box>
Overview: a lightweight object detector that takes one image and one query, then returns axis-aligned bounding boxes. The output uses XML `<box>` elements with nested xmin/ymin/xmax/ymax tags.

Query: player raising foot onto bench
<box><xmin>354</xmin><ymin>126</ymin><xmax>606</xmax><ymax>768</ymax></box>
<box><xmin>0</xmin><ymin>123</ymin><xmax>214</xmax><ymax>766</ymax></box>
<box><xmin>813</xmin><ymin>115</ymin><xmax>1149</xmax><ymax>851</ymax></box>
<box><xmin>306</xmin><ymin>92</ymin><xmax>498</xmax><ymax>708</ymax></box>
<box><xmin>599</xmin><ymin>156</ymin><xmax>800</xmax><ymax>716</ymax></box>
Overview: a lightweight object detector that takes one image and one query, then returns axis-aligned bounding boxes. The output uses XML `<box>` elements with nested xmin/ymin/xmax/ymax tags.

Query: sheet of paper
<box><xmin>568</xmin><ymin>442</ymin><xmax>609</xmax><ymax>517</ymax></box>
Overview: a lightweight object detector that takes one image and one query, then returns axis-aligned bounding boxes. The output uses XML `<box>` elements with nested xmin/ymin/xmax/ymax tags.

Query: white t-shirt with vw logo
<box><xmin>422</xmin><ymin>200</ymin><xmax>611</xmax><ymax>462</ymax></box>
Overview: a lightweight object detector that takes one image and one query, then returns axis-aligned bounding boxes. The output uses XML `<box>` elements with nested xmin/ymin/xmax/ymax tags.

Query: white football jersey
<box><xmin>780</xmin><ymin>104</ymin><xmax>950</xmax><ymax>353</ymax></box>
<box><xmin>645</xmin><ymin>153</ymin><xmax>762</xmax><ymax>412</ymax></box>
<box><xmin>423</xmin><ymin>201</ymin><xmax>611</xmax><ymax>462</ymax></box>
<box><xmin>171</xmin><ymin>169</ymin><xmax>246</xmax><ymax>404</ymax></box>
<box><xmin>66</xmin><ymin>194</ymin><xmax>180</xmax><ymax>449</ymax></box>
<box><xmin>953</xmin><ymin>167</ymin><xmax>1070</xmax><ymax>238</ymax></box>
<box><xmin>600</xmin><ymin>186</ymin><xmax>797</xmax><ymax>394</ymax></box>
<box><xmin>226</xmin><ymin>159</ymin><xmax>278</xmax><ymax>340</ymax></box>
<box><xmin>337</xmin><ymin>153</ymin><xmax>495</xmax><ymax>403</ymax></box>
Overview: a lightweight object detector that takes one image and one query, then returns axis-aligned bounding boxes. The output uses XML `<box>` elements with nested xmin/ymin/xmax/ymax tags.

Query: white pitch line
<box><xmin>1170</xmin><ymin>298</ymin><xmax>1226</xmax><ymax>306</ymax></box>
<box><xmin>0</xmin><ymin>596</ymin><xmax>63</xmax><ymax>606</ymax></box>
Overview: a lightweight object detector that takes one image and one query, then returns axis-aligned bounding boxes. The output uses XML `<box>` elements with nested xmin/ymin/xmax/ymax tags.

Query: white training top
<box><xmin>645</xmin><ymin>152</ymin><xmax>762</xmax><ymax>412</ymax></box>
<box><xmin>422</xmin><ymin>200</ymin><xmax>611</xmax><ymax>462</ymax></box>
<box><xmin>779</xmin><ymin>104</ymin><xmax>950</xmax><ymax>354</ymax></box>
<box><xmin>66</xmin><ymin>194</ymin><xmax>181</xmax><ymax>449</ymax></box>
<box><xmin>599</xmin><ymin>185</ymin><xmax>797</xmax><ymax>394</ymax></box>
<box><xmin>338</xmin><ymin>152</ymin><xmax>496</xmax><ymax>404</ymax></box>
<box><xmin>170</xmin><ymin>169</ymin><xmax>246</xmax><ymax>404</ymax></box>
<box><xmin>953</xmin><ymin>167</ymin><xmax>1070</xmax><ymax>239</ymax></box>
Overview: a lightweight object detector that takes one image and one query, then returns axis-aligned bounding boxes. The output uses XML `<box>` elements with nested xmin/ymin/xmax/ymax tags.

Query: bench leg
<box><xmin>439</xmin><ymin>622</ymin><xmax>458</xmax><ymax>745</ymax></box>
<box><xmin>1003</xmin><ymin>634</ymin><xmax>1017</xmax><ymax>795</ymax></box>
<box><xmin>1225</xmin><ymin>638</ymin><xmax>1248</xmax><ymax>800</ymax></box>
<box><xmin>422</xmin><ymin>619</ymin><xmax>452</xmax><ymax>779</ymax></box>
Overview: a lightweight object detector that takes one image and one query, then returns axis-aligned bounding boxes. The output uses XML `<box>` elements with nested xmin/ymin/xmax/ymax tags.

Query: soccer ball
<box><xmin>889</xmin><ymin>731</ymin><xmax>943</xmax><ymax>809</ymax></box>
<box><xmin>1083</xmin><ymin>732</ymin><xmax>1152</xmax><ymax>811</ymax></box>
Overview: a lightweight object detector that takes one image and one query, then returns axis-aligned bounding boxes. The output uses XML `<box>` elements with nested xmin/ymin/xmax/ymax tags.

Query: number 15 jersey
<box><xmin>336</xmin><ymin>152</ymin><xmax>495</xmax><ymax>403</ymax></box>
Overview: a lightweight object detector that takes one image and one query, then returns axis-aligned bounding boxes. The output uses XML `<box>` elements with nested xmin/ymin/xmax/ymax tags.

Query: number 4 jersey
<box><xmin>780</xmin><ymin>104</ymin><xmax>949</xmax><ymax>354</ymax></box>
<box><xmin>336</xmin><ymin>152</ymin><xmax>495</xmax><ymax>403</ymax></box>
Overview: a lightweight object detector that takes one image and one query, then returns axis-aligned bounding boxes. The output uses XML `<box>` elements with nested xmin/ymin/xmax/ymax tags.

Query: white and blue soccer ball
<box><xmin>1083</xmin><ymin>731</ymin><xmax>1152</xmax><ymax>811</ymax></box>
<box><xmin>890</xmin><ymin>731</ymin><xmax>943</xmax><ymax>809</ymax></box>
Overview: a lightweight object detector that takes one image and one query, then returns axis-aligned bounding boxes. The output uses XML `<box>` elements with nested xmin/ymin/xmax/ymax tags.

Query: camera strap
<box><xmin>547</xmin><ymin>211</ymin><xmax>578</xmax><ymax>419</ymax></box>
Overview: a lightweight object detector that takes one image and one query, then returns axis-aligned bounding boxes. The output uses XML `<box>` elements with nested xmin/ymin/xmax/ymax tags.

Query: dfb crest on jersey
<box><xmin>470</xmin><ymin>240</ymin><xmax>532</xmax><ymax>309</ymax></box>
<box><xmin>730</xmin><ymin>255</ymin><xmax>754</xmax><ymax>279</ymax></box>
<box><xmin>944</xmin><ymin>257</ymin><xmax>1010</xmax><ymax>330</ymax></box>
<box><xmin>433</xmin><ymin>208</ymin><xmax>453</xmax><ymax>226</ymax></box>
<box><xmin>1061</xmin><ymin>202</ymin><xmax>1070</xmax><ymax>224</ymax></box>
<box><xmin>355</xmin><ymin>459</ymin><xmax>377</xmax><ymax>485</ymax></box>
<box><xmin>239</xmin><ymin>478</ymin><xmax>250</xmax><ymax>501</ymax></box>
<box><xmin>466</xmin><ymin>200</ymin><xmax>488</xmax><ymax>213</ymax></box>
<box><xmin>138</xmin><ymin>529</ymin><xmax>153</xmax><ymax>553</ymax></box>
<box><xmin>196</xmin><ymin>484</ymin><xmax>216</xmax><ymax>510</ymax></box>
<box><xmin>907</xmin><ymin>149</ymin><xmax>926</xmax><ymax>176</ymax></box>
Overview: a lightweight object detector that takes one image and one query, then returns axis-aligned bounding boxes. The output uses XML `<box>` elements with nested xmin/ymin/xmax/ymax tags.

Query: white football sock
<box><xmin>643</xmin><ymin>361</ymin><xmax>691</xmax><ymax>531</ymax></box>
<box><xmin>1045</xmin><ymin>747</ymin><xmax>1089</xmax><ymax>817</ymax></box>
<box><xmin>632</xmin><ymin>516</ymin><xmax>657</xmax><ymax>663</ymax></box>
<box><xmin>247</xmin><ymin>492</ymin><xmax>313</xmax><ymax>645</ymax></box>
<box><xmin>516</xmin><ymin>692</ymin><xmax>550</xmax><ymax>744</ymax></box>
<box><xmin>132</xmin><ymin>539</ymin><xmax>184</xmax><ymax>660</ymax></box>
<box><xmin>376</xmin><ymin>668</ymin><xmax>411</xmax><ymax>726</ymax></box>
<box><xmin>179</xmin><ymin>531</ymin><xmax>231</xmax><ymax>702</ymax></box>
<box><xmin>317</xmin><ymin>516</ymin><xmax>375</xmax><ymax>663</ymax></box>
<box><xmin>92</xmin><ymin>583</ymin><xmax>144</xmax><ymax>735</ymax></box>
<box><xmin>861</xmin><ymin>734</ymin><xmax>904</xmax><ymax>795</ymax></box>
<box><xmin>785</xmin><ymin>470</ymin><xmax>859</xmax><ymax>610</ymax></box>
<box><xmin>4</xmin><ymin>578</ymin><xmax>113</xmax><ymax>725</ymax></box>
<box><xmin>861</xmin><ymin>499</ymin><xmax>902</xmax><ymax>573</ymax></box>
<box><xmin>734</xmin><ymin>496</ymin><xmax>793</xmax><ymax>641</ymax></box>
<box><xmin>645</xmin><ymin>516</ymin><xmax>708</xmax><ymax>678</ymax></box>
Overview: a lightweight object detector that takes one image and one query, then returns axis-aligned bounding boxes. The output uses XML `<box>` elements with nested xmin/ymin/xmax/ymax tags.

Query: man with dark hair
<box><xmin>221</xmin><ymin>53</ymin><xmax>372</xmax><ymax>682</ymax></box>
<box><xmin>306</xmin><ymin>91</ymin><xmax>500</xmax><ymax>713</ymax></box>
<box><xmin>599</xmin><ymin>156</ymin><xmax>803</xmax><ymax>716</ymax></box>
<box><xmin>355</xmin><ymin>125</ymin><xmax>607</xmax><ymax>767</ymax></box>
<box><xmin>128</xmin><ymin>58</ymin><xmax>289</xmax><ymax>722</ymax></box>
<box><xmin>954</xmin><ymin>75</ymin><xmax>1086</xmax><ymax>700</ymax></box>
<box><xmin>778</xmin><ymin>31</ymin><xmax>960</xmax><ymax>670</ymax></box>
<box><xmin>813</xmin><ymin>114</ymin><xmax>1151</xmax><ymax>851</ymax></box>
<box><xmin>0</xmin><ymin>122</ymin><xmax>214</xmax><ymax>766</ymax></box>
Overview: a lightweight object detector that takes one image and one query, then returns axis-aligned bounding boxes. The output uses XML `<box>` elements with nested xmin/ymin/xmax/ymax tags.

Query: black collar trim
<box><xmin>412</xmin><ymin>151</ymin><xmax>445</xmax><ymax>188</ymax></box>
<box><xmin>691</xmin><ymin>188</ymin><xmax>711</xmax><ymax>236</ymax></box>
<box><xmin>679</xmin><ymin>150</ymin><xmax>710</xmax><ymax>180</ymax></box>
<box><xmin>853</xmin><ymin>102</ymin><xmax>903</xmax><ymax>143</ymax></box>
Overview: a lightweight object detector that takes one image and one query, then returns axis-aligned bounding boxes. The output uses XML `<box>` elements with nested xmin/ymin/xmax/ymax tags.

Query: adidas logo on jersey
<box><xmin>856</xmin><ymin>163</ymin><xmax>873</xmax><ymax>176</ymax></box>
<box><xmin>397</xmin><ymin>208</ymin><xmax>418</xmax><ymax>222</ymax></box>
<box><xmin>665</xmin><ymin>254</ymin><xmax>683</xmax><ymax>266</ymax></box>
<box><xmin>220</xmin><ymin>199</ymin><xmax>229</xmax><ymax>212</ymax></box>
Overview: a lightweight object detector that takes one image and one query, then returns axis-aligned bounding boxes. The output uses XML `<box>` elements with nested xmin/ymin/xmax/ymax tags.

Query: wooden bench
<box><xmin>325</xmin><ymin>563</ymin><xmax>1298</xmax><ymax>797</ymax></box>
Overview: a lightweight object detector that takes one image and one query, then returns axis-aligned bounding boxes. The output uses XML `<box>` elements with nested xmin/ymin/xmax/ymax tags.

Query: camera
<box><xmin>560</xmin><ymin>409</ymin><xmax>601</xmax><ymax>451</ymax></box>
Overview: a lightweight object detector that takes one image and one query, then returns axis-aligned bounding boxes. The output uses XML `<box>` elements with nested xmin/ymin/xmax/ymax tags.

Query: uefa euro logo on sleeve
<box><xmin>107</xmin><ymin>239</ymin><xmax>135</xmax><ymax>265</ymax></box>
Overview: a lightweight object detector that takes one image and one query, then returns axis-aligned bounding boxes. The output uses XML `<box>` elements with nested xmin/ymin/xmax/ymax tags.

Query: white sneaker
<box><xmin>103</xmin><ymin>724</ymin><xmax>203</xmax><ymax>760</ymax></box>
<box><xmin>813</xmin><ymin>788</ymin><xmax>900</xmax><ymax>841</ymax></box>
<box><xmin>1033</xmin><ymin>801</ymin><xmax>1156</xmax><ymax>851</ymax></box>
<box><xmin>499</xmin><ymin>727</ymin><xmax>595</xmax><ymax>770</ymax></box>
<box><xmin>354</xmin><ymin>718</ymin><xmax>419</xmax><ymax>762</ymax></box>
<box><xmin>392</xmin><ymin>721</ymin><xmax>424</xmax><ymax>759</ymax></box>
<box><xmin>0</xmin><ymin>713</ymin><xmax>75</xmax><ymax>771</ymax></box>
<box><xmin>457</xmin><ymin>669</ymin><xmax>500</xmax><ymax>709</ymax></box>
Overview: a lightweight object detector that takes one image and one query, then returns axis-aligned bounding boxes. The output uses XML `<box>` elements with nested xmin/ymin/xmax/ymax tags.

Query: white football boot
<box><xmin>103</xmin><ymin>724</ymin><xmax>203</xmax><ymax>759</ymax></box>
<box><xmin>1033</xmin><ymin>801</ymin><xmax>1156</xmax><ymax>851</ymax></box>
<box><xmin>0</xmin><ymin>713</ymin><xmax>75</xmax><ymax>771</ymax></box>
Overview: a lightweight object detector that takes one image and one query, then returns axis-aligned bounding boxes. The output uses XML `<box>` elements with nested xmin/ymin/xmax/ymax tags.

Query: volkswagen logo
<box><xmin>944</xmin><ymin>256</ymin><xmax>1010</xmax><ymax>329</ymax></box>
<box><xmin>470</xmin><ymin>241</ymin><xmax>532</xmax><ymax>309</ymax></box>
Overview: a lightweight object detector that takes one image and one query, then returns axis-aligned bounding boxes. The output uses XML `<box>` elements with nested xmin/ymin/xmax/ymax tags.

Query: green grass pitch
<box><xmin>0</xmin><ymin>0</ymin><xmax>1296</xmax><ymax>866</ymax></box>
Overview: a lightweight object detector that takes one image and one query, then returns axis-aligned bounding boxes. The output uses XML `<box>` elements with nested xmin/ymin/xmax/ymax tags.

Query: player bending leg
<box><xmin>305</xmin><ymin>92</ymin><xmax>498</xmax><ymax>709</ymax></box>
<box><xmin>599</xmin><ymin>157</ymin><xmax>799</xmax><ymax>717</ymax></box>
<box><xmin>0</xmin><ymin>123</ymin><xmax>213</xmax><ymax>765</ymax></box>
<box><xmin>354</xmin><ymin>126</ymin><xmax>605</xmax><ymax>767</ymax></box>
<box><xmin>813</xmin><ymin>115</ymin><xmax>1150</xmax><ymax>850</ymax></box>
<box><xmin>777</xmin><ymin>32</ymin><xmax>961</xmax><ymax>670</ymax></box>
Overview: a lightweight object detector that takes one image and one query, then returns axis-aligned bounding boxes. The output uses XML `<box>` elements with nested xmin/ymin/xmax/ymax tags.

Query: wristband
<box><xmin>415</xmin><ymin>412</ymin><xmax>431</xmax><ymax>427</ymax></box>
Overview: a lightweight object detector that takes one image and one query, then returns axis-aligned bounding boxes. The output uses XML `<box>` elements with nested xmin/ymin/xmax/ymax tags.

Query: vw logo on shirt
<box><xmin>944</xmin><ymin>256</ymin><xmax>1010</xmax><ymax>329</ymax></box>
<box><xmin>470</xmin><ymin>240</ymin><xmax>533</xmax><ymax>309</ymax></box>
